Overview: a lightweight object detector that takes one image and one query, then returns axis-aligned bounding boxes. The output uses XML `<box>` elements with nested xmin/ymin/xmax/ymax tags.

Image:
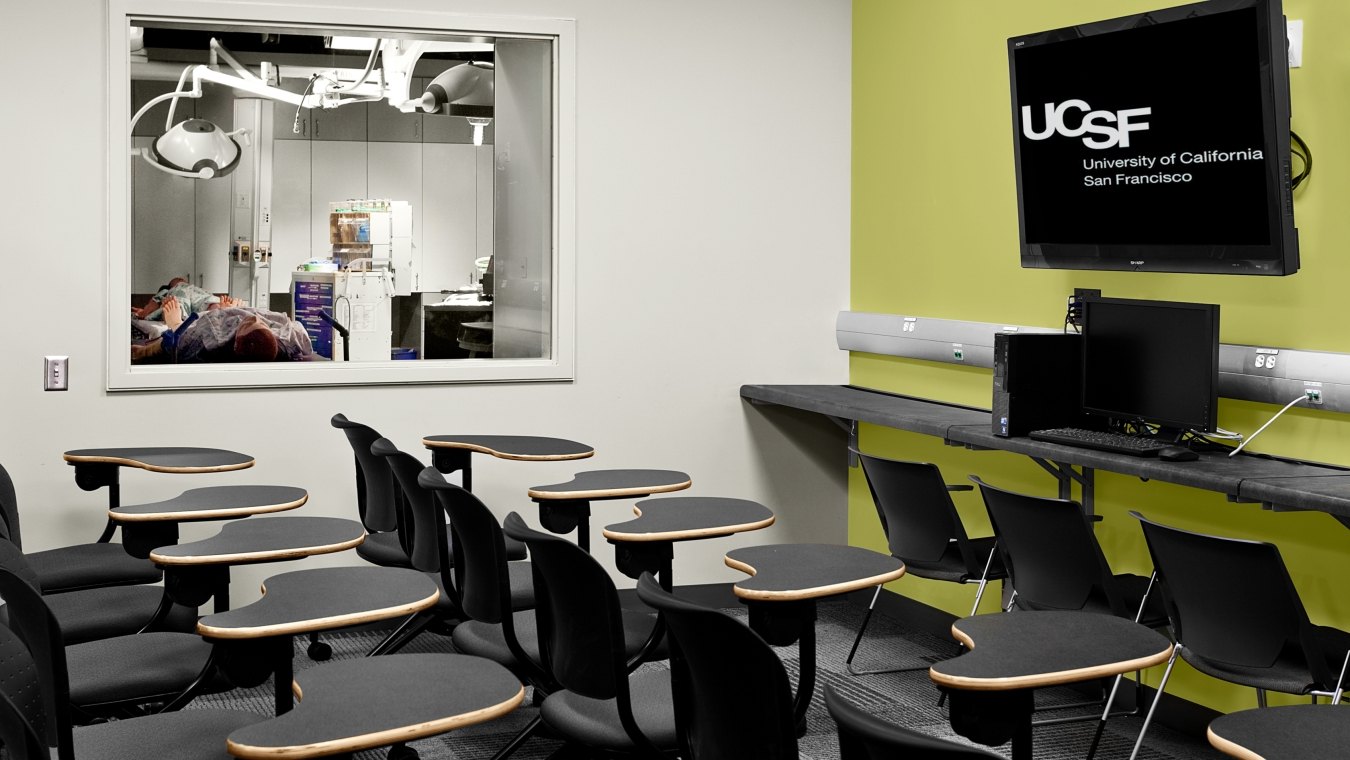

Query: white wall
<box><xmin>0</xmin><ymin>0</ymin><xmax>851</xmax><ymax>601</ymax></box>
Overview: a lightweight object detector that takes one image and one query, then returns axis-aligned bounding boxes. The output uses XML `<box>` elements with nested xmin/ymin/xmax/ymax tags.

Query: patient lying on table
<box><xmin>131</xmin><ymin>296</ymin><xmax>313</xmax><ymax>364</ymax></box>
<box><xmin>132</xmin><ymin>277</ymin><xmax>224</xmax><ymax>320</ymax></box>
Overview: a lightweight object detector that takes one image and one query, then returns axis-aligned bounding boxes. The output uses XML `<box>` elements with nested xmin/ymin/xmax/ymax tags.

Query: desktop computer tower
<box><xmin>992</xmin><ymin>333</ymin><xmax>1093</xmax><ymax>437</ymax></box>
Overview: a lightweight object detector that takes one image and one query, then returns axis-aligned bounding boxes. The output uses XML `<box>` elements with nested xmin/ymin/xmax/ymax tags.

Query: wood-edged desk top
<box><xmin>198</xmin><ymin>567</ymin><xmax>439</xmax><ymax>640</ymax></box>
<box><xmin>1208</xmin><ymin>704</ymin><xmax>1350</xmax><ymax>760</ymax></box>
<box><xmin>63</xmin><ymin>447</ymin><xmax>254</xmax><ymax>473</ymax></box>
<box><xmin>226</xmin><ymin>653</ymin><xmax>524</xmax><ymax>759</ymax></box>
<box><xmin>930</xmin><ymin>611</ymin><xmax>1173</xmax><ymax>692</ymax></box>
<box><xmin>529</xmin><ymin>469</ymin><xmax>692</xmax><ymax>501</ymax></box>
<box><xmin>149</xmin><ymin>516</ymin><xmax>363</xmax><ymax>567</ymax></box>
<box><xmin>603</xmin><ymin>497</ymin><xmax>774</xmax><ymax>543</ymax></box>
<box><xmin>422</xmin><ymin>435</ymin><xmax>594</xmax><ymax>461</ymax></box>
<box><xmin>724</xmin><ymin>544</ymin><xmax>905</xmax><ymax>602</ymax></box>
<box><xmin>110</xmin><ymin>485</ymin><xmax>307</xmax><ymax>523</ymax></box>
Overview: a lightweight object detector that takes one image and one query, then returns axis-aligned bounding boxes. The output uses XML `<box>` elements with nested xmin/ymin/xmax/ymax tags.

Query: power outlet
<box><xmin>44</xmin><ymin>356</ymin><xmax>69</xmax><ymax>391</ymax></box>
<box><xmin>1067</xmin><ymin>288</ymin><xmax>1102</xmax><ymax>329</ymax></box>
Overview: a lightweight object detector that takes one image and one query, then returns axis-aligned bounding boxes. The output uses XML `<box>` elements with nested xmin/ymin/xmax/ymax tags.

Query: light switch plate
<box><xmin>44</xmin><ymin>356</ymin><xmax>69</xmax><ymax>391</ymax></box>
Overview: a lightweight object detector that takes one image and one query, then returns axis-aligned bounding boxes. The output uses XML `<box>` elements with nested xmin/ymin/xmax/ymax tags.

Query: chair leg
<box><xmin>368</xmin><ymin>612</ymin><xmax>434</xmax><ymax>656</ymax></box>
<box><xmin>157</xmin><ymin>649</ymin><xmax>219</xmax><ymax>713</ymax></box>
<box><xmin>846</xmin><ymin>585</ymin><xmax>941</xmax><ymax>676</ymax></box>
<box><xmin>1126</xmin><ymin>647</ymin><xmax>1179</xmax><ymax>760</ymax></box>
<box><xmin>1256</xmin><ymin>688</ymin><xmax>1268</xmax><ymax>708</ymax></box>
<box><xmin>969</xmin><ymin>545</ymin><xmax>998</xmax><ymax>617</ymax></box>
<box><xmin>493</xmin><ymin>714</ymin><xmax>544</xmax><ymax>760</ymax></box>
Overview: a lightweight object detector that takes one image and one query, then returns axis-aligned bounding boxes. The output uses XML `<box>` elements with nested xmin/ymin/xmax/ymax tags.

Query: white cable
<box><xmin>1228</xmin><ymin>395</ymin><xmax>1308</xmax><ymax>457</ymax></box>
<box><xmin>1198</xmin><ymin>427</ymin><xmax>1244</xmax><ymax>441</ymax></box>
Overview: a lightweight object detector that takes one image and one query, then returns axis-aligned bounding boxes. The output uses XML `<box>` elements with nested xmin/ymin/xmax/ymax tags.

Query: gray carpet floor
<box><xmin>186</xmin><ymin>600</ymin><xmax>1223</xmax><ymax>759</ymax></box>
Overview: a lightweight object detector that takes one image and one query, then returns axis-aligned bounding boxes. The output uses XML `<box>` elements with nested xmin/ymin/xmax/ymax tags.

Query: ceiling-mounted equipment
<box><xmin>149</xmin><ymin>119</ymin><xmax>241</xmax><ymax>178</ymax></box>
<box><xmin>421</xmin><ymin>62</ymin><xmax>494</xmax><ymax>145</ymax></box>
<box><xmin>129</xmin><ymin>34</ymin><xmax>498</xmax><ymax>178</ymax></box>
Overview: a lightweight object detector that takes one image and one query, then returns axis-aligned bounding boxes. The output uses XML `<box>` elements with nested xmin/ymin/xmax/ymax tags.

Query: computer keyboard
<box><xmin>1028</xmin><ymin>428</ymin><xmax>1170</xmax><ymax>457</ymax></box>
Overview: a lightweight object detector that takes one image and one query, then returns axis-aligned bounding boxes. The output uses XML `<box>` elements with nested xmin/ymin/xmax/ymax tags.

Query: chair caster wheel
<box><xmin>307</xmin><ymin>641</ymin><xmax>333</xmax><ymax>661</ymax></box>
<box><xmin>387</xmin><ymin>744</ymin><xmax>419</xmax><ymax>760</ymax></box>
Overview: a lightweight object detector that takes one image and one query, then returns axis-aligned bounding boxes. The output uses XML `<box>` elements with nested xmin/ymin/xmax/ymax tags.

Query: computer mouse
<box><xmin>1158</xmin><ymin>446</ymin><xmax>1199</xmax><ymax>462</ymax></box>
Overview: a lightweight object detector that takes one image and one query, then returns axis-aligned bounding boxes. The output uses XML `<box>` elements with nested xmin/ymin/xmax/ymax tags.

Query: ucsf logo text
<box><xmin>1021</xmin><ymin>100</ymin><xmax>1151</xmax><ymax>149</ymax></box>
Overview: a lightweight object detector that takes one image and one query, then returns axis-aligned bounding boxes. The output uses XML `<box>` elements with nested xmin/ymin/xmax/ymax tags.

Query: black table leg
<box><xmin>537</xmin><ymin>499</ymin><xmax>591</xmax><ymax>553</ymax></box>
<box><xmin>164</xmin><ymin>565</ymin><xmax>232</xmax><ymax>612</ymax></box>
<box><xmin>944</xmin><ymin>687</ymin><xmax>1035</xmax><ymax>760</ymax></box>
<box><xmin>274</xmin><ymin>635</ymin><xmax>296</xmax><ymax>714</ymax></box>
<box><xmin>71</xmin><ymin>463</ymin><xmax>121</xmax><ymax>542</ymax></box>
<box><xmin>430</xmin><ymin>449</ymin><xmax>473</xmax><ymax>491</ymax></box>
<box><xmin>745</xmin><ymin>600</ymin><xmax>818</xmax><ymax>736</ymax></box>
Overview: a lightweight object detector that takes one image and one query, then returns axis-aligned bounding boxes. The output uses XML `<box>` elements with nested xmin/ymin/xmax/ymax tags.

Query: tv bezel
<box><xmin>1008</xmin><ymin>0</ymin><xmax>1299</xmax><ymax>276</ymax></box>
<box><xmin>1080</xmin><ymin>296</ymin><xmax>1221</xmax><ymax>435</ymax></box>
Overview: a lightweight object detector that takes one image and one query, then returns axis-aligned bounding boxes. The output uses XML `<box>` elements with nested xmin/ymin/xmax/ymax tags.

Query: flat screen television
<box><xmin>1081</xmin><ymin>296</ymin><xmax>1221</xmax><ymax>437</ymax></box>
<box><xmin>1008</xmin><ymin>0</ymin><xmax>1298</xmax><ymax>275</ymax></box>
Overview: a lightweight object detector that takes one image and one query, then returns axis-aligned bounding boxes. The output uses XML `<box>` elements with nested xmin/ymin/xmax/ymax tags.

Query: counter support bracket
<box><xmin>1031</xmin><ymin>458</ymin><xmax>1095</xmax><ymax>516</ymax></box>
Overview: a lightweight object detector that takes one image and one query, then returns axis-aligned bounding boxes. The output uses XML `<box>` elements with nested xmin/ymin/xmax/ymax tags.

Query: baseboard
<box><xmin>848</xmin><ymin>587</ymin><xmax>1220</xmax><ymax>738</ymax></box>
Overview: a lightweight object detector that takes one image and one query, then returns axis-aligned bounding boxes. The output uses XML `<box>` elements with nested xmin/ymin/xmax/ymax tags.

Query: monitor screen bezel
<box><xmin>1008</xmin><ymin>0</ymin><xmax>1298</xmax><ymax>276</ymax></box>
<box><xmin>1080</xmin><ymin>296</ymin><xmax>1221</xmax><ymax>434</ymax></box>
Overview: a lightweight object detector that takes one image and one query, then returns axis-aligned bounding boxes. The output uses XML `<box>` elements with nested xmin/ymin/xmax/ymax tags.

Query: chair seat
<box><xmin>26</xmin><ymin>543</ymin><xmax>161</xmax><ymax>593</ymax></box>
<box><xmin>431</xmin><ymin>561</ymin><xmax>535</xmax><ymax>615</ymax></box>
<box><xmin>44</xmin><ymin>585</ymin><xmax>196</xmax><ymax>645</ymax></box>
<box><xmin>73</xmin><ymin>708</ymin><xmax>265</xmax><ymax>760</ymax></box>
<box><xmin>356</xmin><ymin>531</ymin><xmax>413</xmax><ymax>568</ymax></box>
<box><xmin>452</xmin><ymin>607</ymin><xmax>666</xmax><ymax>670</ymax></box>
<box><xmin>359</xmin><ymin>528</ymin><xmax>528</xmax><ymax>569</ymax></box>
<box><xmin>66</xmin><ymin>632</ymin><xmax>214</xmax><ymax>707</ymax></box>
<box><xmin>1182</xmin><ymin>625</ymin><xmax>1350</xmax><ymax>696</ymax></box>
<box><xmin>903</xmin><ymin>535</ymin><xmax>1007</xmax><ymax>584</ymax></box>
<box><xmin>540</xmin><ymin>669</ymin><xmax>677</xmax><ymax>752</ymax></box>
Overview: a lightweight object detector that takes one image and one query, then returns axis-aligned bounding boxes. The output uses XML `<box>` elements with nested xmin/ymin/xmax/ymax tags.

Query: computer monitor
<box><xmin>1081</xmin><ymin>297</ymin><xmax>1220</xmax><ymax>436</ymax></box>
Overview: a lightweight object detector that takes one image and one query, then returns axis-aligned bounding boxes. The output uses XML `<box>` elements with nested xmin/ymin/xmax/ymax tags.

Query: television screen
<box><xmin>1009</xmin><ymin>0</ymin><xmax>1298</xmax><ymax>275</ymax></box>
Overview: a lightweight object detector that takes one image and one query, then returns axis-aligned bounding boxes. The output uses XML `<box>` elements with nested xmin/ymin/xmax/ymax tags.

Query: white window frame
<box><xmin>106</xmin><ymin>0</ymin><xmax>575</xmax><ymax>390</ymax></box>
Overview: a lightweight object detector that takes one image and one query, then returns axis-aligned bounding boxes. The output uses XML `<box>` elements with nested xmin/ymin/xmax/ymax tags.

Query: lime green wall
<box><xmin>852</xmin><ymin>0</ymin><xmax>1350</xmax><ymax>714</ymax></box>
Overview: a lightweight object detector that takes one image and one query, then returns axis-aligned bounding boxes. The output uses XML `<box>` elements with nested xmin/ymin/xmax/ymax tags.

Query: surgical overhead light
<box><xmin>149</xmin><ymin>119</ymin><xmax>242</xmax><ymax>179</ymax></box>
<box><xmin>421</xmin><ymin>62</ymin><xmax>495</xmax><ymax>145</ymax></box>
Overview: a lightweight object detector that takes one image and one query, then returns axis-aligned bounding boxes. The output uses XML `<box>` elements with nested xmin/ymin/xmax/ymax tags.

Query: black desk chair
<box><xmin>0</xmin><ymin>542</ymin><xmax>222</xmax><ymax>725</ymax></box>
<box><xmin>502</xmin><ymin>512</ymin><xmax>676</xmax><ymax>759</ymax></box>
<box><xmin>635</xmin><ymin>573</ymin><xmax>796</xmax><ymax>760</ymax></box>
<box><xmin>971</xmin><ymin>477</ymin><xmax>1165</xmax><ymax>626</ymax></box>
<box><xmin>848</xmin><ymin>451</ymin><xmax>1007</xmax><ymax>674</ymax></box>
<box><xmin>368</xmin><ymin>438</ymin><xmax>535</xmax><ymax>654</ymax></box>
<box><xmin>331</xmin><ymin>414</ymin><xmax>412</xmax><ymax>569</ymax></box>
<box><xmin>824</xmin><ymin>686</ymin><xmax>1003</xmax><ymax>759</ymax></box>
<box><xmin>0</xmin><ymin>621</ymin><xmax>261</xmax><ymax>760</ymax></box>
<box><xmin>972</xmin><ymin>477</ymin><xmax>1167</xmax><ymax>745</ymax></box>
<box><xmin>0</xmin><ymin>462</ymin><xmax>161</xmax><ymax>594</ymax></box>
<box><xmin>419</xmin><ymin>471</ymin><xmax>662</xmax><ymax>760</ymax></box>
<box><xmin>1128</xmin><ymin>512</ymin><xmax>1350</xmax><ymax>760</ymax></box>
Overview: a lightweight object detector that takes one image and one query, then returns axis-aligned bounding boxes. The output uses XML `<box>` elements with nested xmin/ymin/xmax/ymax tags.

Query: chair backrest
<box><xmin>635</xmin><ymin>574</ymin><xmax>797</xmax><ymax>760</ymax></box>
<box><xmin>0</xmin><ymin>623</ymin><xmax>50</xmax><ymax>760</ymax></box>
<box><xmin>0</xmin><ymin>540</ymin><xmax>74</xmax><ymax>760</ymax></box>
<box><xmin>972</xmin><ymin>476</ymin><xmax>1124</xmax><ymax>616</ymax></box>
<box><xmin>371</xmin><ymin>439</ymin><xmax>443</xmax><ymax>573</ymax></box>
<box><xmin>824</xmin><ymin>686</ymin><xmax>1001</xmax><ymax>759</ymax></box>
<box><xmin>854</xmin><ymin>451</ymin><xmax>974</xmax><ymax>568</ymax></box>
<box><xmin>417</xmin><ymin>467</ymin><xmax>508</xmax><ymax>625</ymax></box>
<box><xmin>1132</xmin><ymin>512</ymin><xmax>1332</xmax><ymax>684</ymax></box>
<box><xmin>501</xmin><ymin>513</ymin><xmax>629</xmax><ymax>701</ymax></box>
<box><xmin>0</xmin><ymin>462</ymin><xmax>23</xmax><ymax>549</ymax></box>
<box><xmin>331</xmin><ymin>413</ymin><xmax>401</xmax><ymax>534</ymax></box>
